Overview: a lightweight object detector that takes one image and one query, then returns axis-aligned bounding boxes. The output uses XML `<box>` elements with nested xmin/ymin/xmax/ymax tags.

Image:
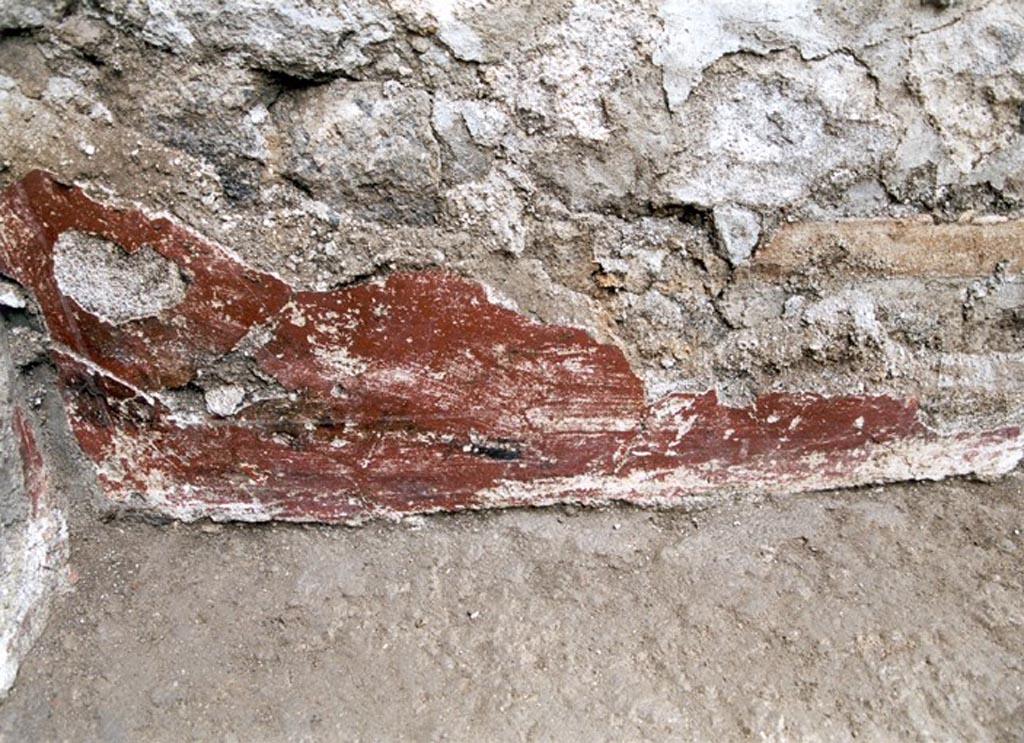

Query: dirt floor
<box><xmin>1</xmin><ymin>476</ymin><xmax>1023</xmax><ymax>742</ymax></box>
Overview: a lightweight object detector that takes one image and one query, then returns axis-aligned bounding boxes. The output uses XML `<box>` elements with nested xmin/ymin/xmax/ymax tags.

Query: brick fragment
<box><xmin>750</xmin><ymin>218</ymin><xmax>1024</xmax><ymax>279</ymax></box>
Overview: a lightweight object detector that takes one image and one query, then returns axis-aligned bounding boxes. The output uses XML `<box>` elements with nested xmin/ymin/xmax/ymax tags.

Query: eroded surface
<box><xmin>0</xmin><ymin>172</ymin><xmax>1020</xmax><ymax>522</ymax></box>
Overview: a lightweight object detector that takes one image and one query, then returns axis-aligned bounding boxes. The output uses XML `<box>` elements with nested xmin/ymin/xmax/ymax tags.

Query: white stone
<box><xmin>103</xmin><ymin>0</ymin><xmax>393</xmax><ymax>77</ymax></box>
<box><xmin>714</xmin><ymin>205</ymin><xmax>761</xmax><ymax>267</ymax></box>
<box><xmin>204</xmin><ymin>385</ymin><xmax>246</xmax><ymax>417</ymax></box>
<box><xmin>0</xmin><ymin>280</ymin><xmax>26</xmax><ymax>309</ymax></box>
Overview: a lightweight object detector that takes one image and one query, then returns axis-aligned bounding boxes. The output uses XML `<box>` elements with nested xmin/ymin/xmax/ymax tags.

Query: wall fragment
<box><xmin>0</xmin><ymin>172</ymin><xmax>1019</xmax><ymax>523</ymax></box>
<box><xmin>0</xmin><ymin>332</ymin><xmax>68</xmax><ymax>699</ymax></box>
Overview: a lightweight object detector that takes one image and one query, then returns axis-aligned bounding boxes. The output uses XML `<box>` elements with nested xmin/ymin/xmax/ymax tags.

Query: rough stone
<box><xmin>0</xmin><ymin>0</ymin><xmax>70</xmax><ymax>31</ymax></box>
<box><xmin>93</xmin><ymin>0</ymin><xmax>394</xmax><ymax>78</ymax></box>
<box><xmin>275</xmin><ymin>81</ymin><xmax>442</xmax><ymax>225</ymax></box>
<box><xmin>714</xmin><ymin>205</ymin><xmax>761</xmax><ymax>267</ymax></box>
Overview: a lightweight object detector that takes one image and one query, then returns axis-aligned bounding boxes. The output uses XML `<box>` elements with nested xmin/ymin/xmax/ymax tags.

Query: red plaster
<box><xmin>0</xmin><ymin>171</ymin><xmax>290</xmax><ymax>390</ymax></box>
<box><xmin>12</xmin><ymin>407</ymin><xmax>47</xmax><ymax>517</ymax></box>
<box><xmin>0</xmin><ymin>172</ymin><xmax>1019</xmax><ymax>522</ymax></box>
<box><xmin>621</xmin><ymin>391</ymin><xmax>924</xmax><ymax>471</ymax></box>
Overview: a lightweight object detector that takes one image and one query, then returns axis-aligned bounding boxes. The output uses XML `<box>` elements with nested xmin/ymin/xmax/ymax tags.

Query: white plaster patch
<box><xmin>654</xmin><ymin>0</ymin><xmax>826</xmax><ymax>111</ymax></box>
<box><xmin>53</xmin><ymin>230</ymin><xmax>187</xmax><ymax>325</ymax></box>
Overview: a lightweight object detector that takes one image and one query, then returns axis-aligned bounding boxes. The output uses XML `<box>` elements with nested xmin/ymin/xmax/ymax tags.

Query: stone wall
<box><xmin>1</xmin><ymin>0</ymin><xmax>1021</xmax><ymax>411</ymax></box>
<box><xmin>0</xmin><ymin>0</ymin><xmax>1022</xmax><ymax>695</ymax></box>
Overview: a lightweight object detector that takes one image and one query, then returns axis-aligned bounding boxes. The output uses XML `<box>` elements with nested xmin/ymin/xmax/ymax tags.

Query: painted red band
<box><xmin>1</xmin><ymin>172</ymin><xmax>1019</xmax><ymax>522</ymax></box>
<box><xmin>11</xmin><ymin>407</ymin><xmax>46</xmax><ymax>517</ymax></box>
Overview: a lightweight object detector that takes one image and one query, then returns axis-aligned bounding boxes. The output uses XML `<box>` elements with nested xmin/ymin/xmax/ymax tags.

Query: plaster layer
<box><xmin>0</xmin><ymin>173</ymin><xmax>1019</xmax><ymax>524</ymax></box>
<box><xmin>0</xmin><ymin>0</ymin><xmax>1020</xmax><ymax>515</ymax></box>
